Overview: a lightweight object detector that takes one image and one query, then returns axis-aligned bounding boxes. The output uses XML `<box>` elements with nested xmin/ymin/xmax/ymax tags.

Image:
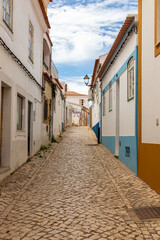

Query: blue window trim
<box><xmin>102</xmin><ymin>48</ymin><xmax>137</xmax><ymax>95</ymax></box>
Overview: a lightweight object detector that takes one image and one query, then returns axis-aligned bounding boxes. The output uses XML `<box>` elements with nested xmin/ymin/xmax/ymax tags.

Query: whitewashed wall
<box><xmin>91</xmin><ymin>54</ymin><xmax>107</xmax><ymax>129</ymax></box>
<box><xmin>66</xmin><ymin>95</ymin><xmax>88</xmax><ymax>109</ymax></box>
<box><xmin>141</xmin><ymin>0</ymin><xmax>160</xmax><ymax>144</ymax></box>
<box><xmin>0</xmin><ymin>0</ymin><xmax>48</xmax><ymax>179</ymax></box>
<box><xmin>92</xmin><ymin>81</ymin><xmax>101</xmax><ymax>128</ymax></box>
<box><xmin>102</xmin><ymin>32</ymin><xmax>137</xmax><ymax>137</ymax></box>
<box><xmin>53</xmin><ymin>87</ymin><xmax>63</xmax><ymax>138</ymax></box>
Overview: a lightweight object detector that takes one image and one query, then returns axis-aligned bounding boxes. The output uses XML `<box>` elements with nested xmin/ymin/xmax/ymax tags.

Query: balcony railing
<box><xmin>52</xmin><ymin>61</ymin><xmax>58</xmax><ymax>74</ymax></box>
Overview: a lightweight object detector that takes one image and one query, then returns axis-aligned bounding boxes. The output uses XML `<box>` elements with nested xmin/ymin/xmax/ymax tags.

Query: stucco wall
<box><xmin>141</xmin><ymin>0</ymin><xmax>160</xmax><ymax>144</ymax></box>
<box><xmin>66</xmin><ymin>95</ymin><xmax>88</xmax><ymax>108</ymax></box>
<box><xmin>101</xmin><ymin>29</ymin><xmax>138</xmax><ymax>174</ymax></box>
<box><xmin>53</xmin><ymin>87</ymin><xmax>64</xmax><ymax>138</ymax></box>
<box><xmin>0</xmin><ymin>0</ymin><xmax>48</xmax><ymax>177</ymax></box>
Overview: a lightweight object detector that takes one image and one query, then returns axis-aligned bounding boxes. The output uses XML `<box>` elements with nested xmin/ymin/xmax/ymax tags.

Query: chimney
<box><xmin>65</xmin><ymin>84</ymin><xmax>68</xmax><ymax>92</ymax></box>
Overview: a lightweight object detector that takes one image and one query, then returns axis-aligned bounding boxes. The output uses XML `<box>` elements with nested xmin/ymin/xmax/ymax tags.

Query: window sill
<box><xmin>29</xmin><ymin>57</ymin><xmax>34</xmax><ymax>65</ymax></box>
<box><xmin>127</xmin><ymin>96</ymin><xmax>134</xmax><ymax>102</ymax></box>
<box><xmin>43</xmin><ymin>120</ymin><xmax>49</xmax><ymax>125</ymax></box>
<box><xmin>16</xmin><ymin>130</ymin><xmax>26</xmax><ymax>137</ymax></box>
<box><xmin>3</xmin><ymin>20</ymin><xmax>13</xmax><ymax>34</ymax></box>
<box><xmin>1</xmin><ymin>20</ymin><xmax>13</xmax><ymax>40</ymax></box>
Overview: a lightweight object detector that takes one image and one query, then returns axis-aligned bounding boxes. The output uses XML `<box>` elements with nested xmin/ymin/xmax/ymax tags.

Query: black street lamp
<box><xmin>83</xmin><ymin>74</ymin><xmax>90</xmax><ymax>86</ymax></box>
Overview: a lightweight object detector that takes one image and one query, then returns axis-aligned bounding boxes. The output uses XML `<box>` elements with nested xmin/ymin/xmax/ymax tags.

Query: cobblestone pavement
<box><xmin>0</xmin><ymin>127</ymin><xmax>160</xmax><ymax>240</ymax></box>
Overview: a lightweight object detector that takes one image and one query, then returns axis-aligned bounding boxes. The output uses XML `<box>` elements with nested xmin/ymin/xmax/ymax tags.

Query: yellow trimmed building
<box><xmin>138</xmin><ymin>0</ymin><xmax>160</xmax><ymax>194</ymax></box>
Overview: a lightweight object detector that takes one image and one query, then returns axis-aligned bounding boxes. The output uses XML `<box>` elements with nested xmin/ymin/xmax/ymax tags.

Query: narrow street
<box><xmin>0</xmin><ymin>127</ymin><xmax>160</xmax><ymax>240</ymax></box>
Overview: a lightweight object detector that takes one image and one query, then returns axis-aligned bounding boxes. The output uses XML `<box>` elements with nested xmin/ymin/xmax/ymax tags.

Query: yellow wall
<box><xmin>42</xmin><ymin>79</ymin><xmax>52</xmax><ymax>125</ymax></box>
<box><xmin>45</xmin><ymin>80</ymin><xmax>52</xmax><ymax>100</ymax></box>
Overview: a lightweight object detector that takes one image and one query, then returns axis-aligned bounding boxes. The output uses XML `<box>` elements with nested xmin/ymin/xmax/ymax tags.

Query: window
<box><xmin>3</xmin><ymin>0</ymin><xmax>12</xmax><ymax>29</ymax></box>
<box><xmin>79</xmin><ymin>99</ymin><xmax>84</xmax><ymax>106</ymax></box>
<box><xmin>103</xmin><ymin>92</ymin><xmax>106</xmax><ymax>116</ymax></box>
<box><xmin>109</xmin><ymin>82</ymin><xmax>112</xmax><ymax>111</ymax></box>
<box><xmin>43</xmin><ymin>39</ymin><xmax>51</xmax><ymax>71</ymax></box>
<box><xmin>127</xmin><ymin>58</ymin><xmax>134</xmax><ymax>100</ymax></box>
<box><xmin>28</xmin><ymin>21</ymin><xmax>34</xmax><ymax>62</ymax></box>
<box><xmin>44</xmin><ymin>99</ymin><xmax>48</xmax><ymax>121</ymax></box>
<box><xmin>155</xmin><ymin>0</ymin><xmax>160</xmax><ymax>56</ymax></box>
<box><xmin>17</xmin><ymin>95</ymin><xmax>23</xmax><ymax>130</ymax></box>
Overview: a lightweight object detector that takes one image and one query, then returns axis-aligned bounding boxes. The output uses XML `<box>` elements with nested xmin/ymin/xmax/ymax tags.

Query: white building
<box><xmin>65</xmin><ymin>91</ymin><xmax>89</xmax><ymax>109</ymax></box>
<box><xmin>98</xmin><ymin>15</ymin><xmax>138</xmax><ymax>175</ymax></box>
<box><xmin>90</xmin><ymin>54</ymin><xmax>107</xmax><ymax>140</ymax></box>
<box><xmin>51</xmin><ymin>64</ymin><xmax>65</xmax><ymax>138</ymax></box>
<box><xmin>0</xmin><ymin>0</ymin><xmax>52</xmax><ymax>180</ymax></box>
<box><xmin>65</xmin><ymin>91</ymin><xmax>89</xmax><ymax>126</ymax></box>
<box><xmin>65</xmin><ymin>101</ymin><xmax>72</xmax><ymax>127</ymax></box>
<box><xmin>138</xmin><ymin>0</ymin><xmax>160</xmax><ymax>194</ymax></box>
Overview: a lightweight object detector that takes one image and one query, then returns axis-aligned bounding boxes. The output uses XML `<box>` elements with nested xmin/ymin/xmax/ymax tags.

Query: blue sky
<box><xmin>48</xmin><ymin>0</ymin><xmax>138</xmax><ymax>94</ymax></box>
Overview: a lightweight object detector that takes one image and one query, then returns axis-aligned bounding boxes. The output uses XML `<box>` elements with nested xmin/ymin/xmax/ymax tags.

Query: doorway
<box><xmin>28</xmin><ymin>101</ymin><xmax>32</xmax><ymax>156</ymax></box>
<box><xmin>0</xmin><ymin>83</ymin><xmax>11</xmax><ymax>168</ymax></box>
<box><xmin>0</xmin><ymin>87</ymin><xmax>4</xmax><ymax>166</ymax></box>
<box><xmin>115</xmin><ymin>79</ymin><xmax>120</xmax><ymax>156</ymax></box>
<box><xmin>49</xmin><ymin>100</ymin><xmax>53</xmax><ymax>141</ymax></box>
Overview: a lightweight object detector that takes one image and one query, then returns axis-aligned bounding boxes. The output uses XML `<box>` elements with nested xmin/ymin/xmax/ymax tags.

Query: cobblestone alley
<box><xmin>0</xmin><ymin>127</ymin><xmax>160</xmax><ymax>240</ymax></box>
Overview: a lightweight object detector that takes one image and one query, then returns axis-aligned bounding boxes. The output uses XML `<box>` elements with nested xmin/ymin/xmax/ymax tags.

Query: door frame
<box><xmin>28</xmin><ymin>101</ymin><xmax>33</xmax><ymax>156</ymax></box>
<box><xmin>115</xmin><ymin>79</ymin><xmax>120</xmax><ymax>156</ymax></box>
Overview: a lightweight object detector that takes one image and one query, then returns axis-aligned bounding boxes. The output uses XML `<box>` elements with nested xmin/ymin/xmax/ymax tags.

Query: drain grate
<box><xmin>87</xmin><ymin>144</ymin><xmax>99</xmax><ymax>146</ymax></box>
<box><xmin>134</xmin><ymin>207</ymin><xmax>160</xmax><ymax>220</ymax></box>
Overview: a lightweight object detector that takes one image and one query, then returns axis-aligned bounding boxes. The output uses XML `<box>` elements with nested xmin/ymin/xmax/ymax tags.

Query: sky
<box><xmin>48</xmin><ymin>0</ymin><xmax>138</xmax><ymax>94</ymax></box>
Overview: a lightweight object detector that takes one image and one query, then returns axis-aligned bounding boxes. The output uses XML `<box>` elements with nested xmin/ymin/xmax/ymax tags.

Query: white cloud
<box><xmin>60</xmin><ymin>76</ymin><xmax>89</xmax><ymax>95</ymax></box>
<box><xmin>48</xmin><ymin>0</ymin><xmax>138</xmax><ymax>64</ymax></box>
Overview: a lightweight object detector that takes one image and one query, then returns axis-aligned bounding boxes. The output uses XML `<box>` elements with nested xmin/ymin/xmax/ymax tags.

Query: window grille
<box><xmin>29</xmin><ymin>22</ymin><xmax>34</xmax><ymax>62</ymax></box>
<box><xmin>3</xmin><ymin>0</ymin><xmax>12</xmax><ymax>29</ymax></box>
<box><xmin>127</xmin><ymin>58</ymin><xmax>134</xmax><ymax>100</ymax></box>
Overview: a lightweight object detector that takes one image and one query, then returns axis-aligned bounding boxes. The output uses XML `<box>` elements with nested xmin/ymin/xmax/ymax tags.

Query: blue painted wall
<box><xmin>119</xmin><ymin>136</ymin><xmax>138</xmax><ymax>175</ymax></box>
<box><xmin>100</xmin><ymin>45</ymin><xmax>138</xmax><ymax>175</ymax></box>
<box><xmin>92</xmin><ymin>122</ymin><xmax>99</xmax><ymax>139</ymax></box>
<box><xmin>102</xmin><ymin>136</ymin><xmax>115</xmax><ymax>155</ymax></box>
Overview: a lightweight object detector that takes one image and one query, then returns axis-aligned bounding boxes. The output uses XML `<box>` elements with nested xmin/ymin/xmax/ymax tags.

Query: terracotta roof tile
<box><xmin>65</xmin><ymin>91</ymin><xmax>87</xmax><ymax>96</ymax></box>
<box><xmin>54</xmin><ymin>78</ymin><xmax>63</xmax><ymax>90</ymax></box>
<box><xmin>97</xmin><ymin>16</ymin><xmax>135</xmax><ymax>79</ymax></box>
<box><xmin>43</xmin><ymin>72</ymin><xmax>55</xmax><ymax>86</ymax></box>
<box><xmin>38</xmin><ymin>0</ymin><xmax>51</xmax><ymax>29</ymax></box>
<box><xmin>90</xmin><ymin>59</ymin><xmax>99</xmax><ymax>90</ymax></box>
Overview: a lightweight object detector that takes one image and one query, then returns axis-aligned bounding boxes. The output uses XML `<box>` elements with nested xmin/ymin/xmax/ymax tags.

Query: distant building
<box><xmin>65</xmin><ymin>91</ymin><xmax>89</xmax><ymax>109</ymax></box>
<box><xmin>65</xmin><ymin>90</ymin><xmax>89</xmax><ymax>126</ymax></box>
